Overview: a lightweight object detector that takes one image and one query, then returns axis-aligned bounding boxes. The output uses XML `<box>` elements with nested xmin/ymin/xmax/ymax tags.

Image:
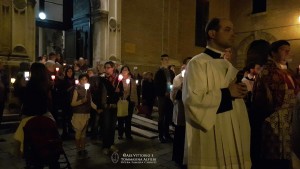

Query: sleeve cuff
<box><xmin>217</xmin><ymin>88</ymin><xmax>233</xmax><ymax>114</ymax></box>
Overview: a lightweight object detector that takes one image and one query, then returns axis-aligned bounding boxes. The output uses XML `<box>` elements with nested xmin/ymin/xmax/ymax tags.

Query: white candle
<box><xmin>55</xmin><ymin>67</ymin><xmax>59</xmax><ymax>72</ymax></box>
<box><xmin>118</xmin><ymin>74</ymin><xmax>124</xmax><ymax>81</ymax></box>
<box><xmin>24</xmin><ymin>71</ymin><xmax>30</xmax><ymax>81</ymax></box>
<box><xmin>10</xmin><ymin>78</ymin><xmax>16</xmax><ymax>84</ymax></box>
<box><xmin>126</xmin><ymin>78</ymin><xmax>130</xmax><ymax>85</ymax></box>
<box><xmin>84</xmin><ymin>83</ymin><xmax>90</xmax><ymax>90</ymax></box>
<box><xmin>84</xmin><ymin>83</ymin><xmax>90</xmax><ymax>99</ymax></box>
<box><xmin>51</xmin><ymin>75</ymin><xmax>55</xmax><ymax>80</ymax></box>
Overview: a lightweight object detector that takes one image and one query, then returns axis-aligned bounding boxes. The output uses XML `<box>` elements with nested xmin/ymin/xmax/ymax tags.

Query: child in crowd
<box><xmin>71</xmin><ymin>73</ymin><xmax>97</xmax><ymax>159</ymax></box>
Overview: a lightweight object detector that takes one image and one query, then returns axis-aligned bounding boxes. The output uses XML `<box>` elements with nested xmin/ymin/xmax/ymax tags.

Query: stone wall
<box><xmin>232</xmin><ymin>0</ymin><xmax>300</xmax><ymax>70</ymax></box>
<box><xmin>121</xmin><ymin>0</ymin><xmax>231</xmax><ymax>73</ymax></box>
<box><xmin>0</xmin><ymin>0</ymin><xmax>36</xmax><ymax>65</ymax></box>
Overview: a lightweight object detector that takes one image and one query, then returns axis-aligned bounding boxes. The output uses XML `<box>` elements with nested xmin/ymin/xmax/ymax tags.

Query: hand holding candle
<box><xmin>126</xmin><ymin>78</ymin><xmax>130</xmax><ymax>85</ymax></box>
<box><xmin>55</xmin><ymin>67</ymin><xmax>59</xmax><ymax>76</ymax></box>
<box><xmin>84</xmin><ymin>83</ymin><xmax>90</xmax><ymax>90</ymax></box>
<box><xmin>51</xmin><ymin>75</ymin><xmax>55</xmax><ymax>81</ymax></box>
<box><xmin>118</xmin><ymin>74</ymin><xmax>124</xmax><ymax>81</ymax></box>
<box><xmin>10</xmin><ymin>78</ymin><xmax>16</xmax><ymax>84</ymax></box>
<box><xmin>84</xmin><ymin>83</ymin><xmax>90</xmax><ymax>99</ymax></box>
<box><xmin>24</xmin><ymin>71</ymin><xmax>30</xmax><ymax>81</ymax></box>
<box><xmin>116</xmin><ymin>74</ymin><xmax>123</xmax><ymax>88</ymax></box>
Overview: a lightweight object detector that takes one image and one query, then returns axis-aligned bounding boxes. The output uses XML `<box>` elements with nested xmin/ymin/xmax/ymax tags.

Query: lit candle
<box><xmin>84</xmin><ymin>83</ymin><xmax>90</xmax><ymax>90</ymax></box>
<box><xmin>75</xmin><ymin>79</ymin><xmax>79</xmax><ymax>85</ymax></box>
<box><xmin>170</xmin><ymin>84</ymin><xmax>173</xmax><ymax>90</ymax></box>
<box><xmin>84</xmin><ymin>83</ymin><xmax>90</xmax><ymax>99</ymax></box>
<box><xmin>135</xmin><ymin>80</ymin><xmax>138</xmax><ymax>84</ymax></box>
<box><xmin>24</xmin><ymin>71</ymin><xmax>30</xmax><ymax>81</ymax></box>
<box><xmin>126</xmin><ymin>78</ymin><xmax>130</xmax><ymax>85</ymax></box>
<box><xmin>55</xmin><ymin>67</ymin><xmax>59</xmax><ymax>72</ymax></box>
<box><xmin>63</xmin><ymin>63</ymin><xmax>66</xmax><ymax>66</ymax></box>
<box><xmin>10</xmin><ymin>78</ymin><xmax>16</xmax><ymax>84</ymax></box>
<box><xmin>116</xmin><ymin>74</ymin><xmax>123</xmax><ymax>88</ymax></box>
<box><xmin>118</xmin><ymin>74</ymin><xmax>124</xmax><ymax>81</ymax></box>
<box><xmin>51</xmin><ymin>75</ymin><xmax>55</xmax><ymax>80</ymax></box>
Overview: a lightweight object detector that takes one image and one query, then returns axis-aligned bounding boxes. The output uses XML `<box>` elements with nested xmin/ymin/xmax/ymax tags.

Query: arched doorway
<box><xmin>236</xmin><ymin>31</ymin><xmax>276</xmax><ymax>69</ymax></box>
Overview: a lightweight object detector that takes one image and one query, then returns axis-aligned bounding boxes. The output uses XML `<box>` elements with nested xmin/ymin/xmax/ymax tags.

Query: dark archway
<box><xmin>246</xmin><ymin>40</ymin><xmax>270</xmax><ymax>66</ymax></box>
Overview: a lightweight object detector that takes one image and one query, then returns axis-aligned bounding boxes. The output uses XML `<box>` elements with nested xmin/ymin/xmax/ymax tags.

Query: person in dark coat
<box><xmin>154</xmin><ymin>54</ymin><xmax>174</xmax><ymax>143</ymax></box>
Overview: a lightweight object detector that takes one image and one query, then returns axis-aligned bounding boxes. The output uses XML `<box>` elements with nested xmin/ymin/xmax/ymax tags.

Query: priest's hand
<box><xmin>228</xmin><ymin>82</ymin><xmax>248</xmax><ymax>98</ymax></box>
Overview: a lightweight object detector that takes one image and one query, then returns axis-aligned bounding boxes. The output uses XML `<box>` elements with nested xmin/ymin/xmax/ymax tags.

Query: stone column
<box><xmin>91</xmin><ymin>0</ymin><xmax>108</xmax><ymax>66</ymax></box>
<box><xmin>91</xmin><ymin>0</ymin><xmax>121</xmax><ymax>66</ymax></box>
<box><xmin>0</xmin><ymin>0</ymin><xmax>36</xmax><ymax>64</ymax></box>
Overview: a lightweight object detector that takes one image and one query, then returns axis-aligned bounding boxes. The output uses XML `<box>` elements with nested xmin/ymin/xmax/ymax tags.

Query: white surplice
<box><xmin>182</xmin><ymin>53</ymin><xmax>251</xmax><ymax>169</ymax></box>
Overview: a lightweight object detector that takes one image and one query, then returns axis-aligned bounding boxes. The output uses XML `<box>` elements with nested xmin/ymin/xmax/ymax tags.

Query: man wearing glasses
<box><xmin>100</xmin><ymin>61</ymin><xmax>123</xmax><ymax>155</ymax></box>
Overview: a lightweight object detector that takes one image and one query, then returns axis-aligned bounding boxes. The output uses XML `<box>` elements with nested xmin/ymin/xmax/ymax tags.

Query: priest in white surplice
<box><xmin>182</xmin><ymin>18</ymin><xmax>251</xmax><ymax>169</ymax></box>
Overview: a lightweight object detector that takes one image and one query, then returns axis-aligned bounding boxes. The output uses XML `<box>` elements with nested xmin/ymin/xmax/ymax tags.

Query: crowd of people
<box><xmin>1</xmin><ymin>17</ymin><xmax>300</xmax><ymax>169</ymax></box>
<box><xmin>9</xmin><ymin>52</ymin><xmax>174</xmax><ymax>164</ymax></box>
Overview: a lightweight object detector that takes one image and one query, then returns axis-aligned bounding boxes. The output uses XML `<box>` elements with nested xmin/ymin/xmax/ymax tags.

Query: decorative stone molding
<box><xmin>13</xmin><ymin>0</ymin><xmax>27</xmax><ymax>12</ymax></box>
<box><xmin>91</xmin><ymin>9</ymin><xmax>108</xmax><ymax>23</ymax></box>
<box><xmin>109</xmin><ymin>17</ymin><xmax>117</xmax><ymax>32</ymax></box>
<box><xmin>12</xmin><ymin>45</ymin><xmax>27</xmax><ymax>56</ymax></box>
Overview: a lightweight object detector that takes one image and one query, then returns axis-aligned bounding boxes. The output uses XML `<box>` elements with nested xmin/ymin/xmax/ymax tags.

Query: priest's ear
<box><xmin>208</xmin><ymin>30</ymin><xmax>216</xmax><ymax>39</ymax></box>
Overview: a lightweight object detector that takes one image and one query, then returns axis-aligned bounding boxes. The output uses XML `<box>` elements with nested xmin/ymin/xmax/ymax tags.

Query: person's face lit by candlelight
<box><xmin>104</xmin><ymin>62</ymin><xmax>115</xmax><ymax>76</ymax></box>
<box><xmin>121</xmin><ymin>66</ymin><xmax>130</xmax><ymax>78</ymax></box>
<box><xmin>66</xmin><ymin>68</ymin><xmax>74</xmax><ymax>78</ymax></box>
<box><xmin>79</xmin><ymin>76</ymin><xmax>88</xmax><ymax>85</ymax></box>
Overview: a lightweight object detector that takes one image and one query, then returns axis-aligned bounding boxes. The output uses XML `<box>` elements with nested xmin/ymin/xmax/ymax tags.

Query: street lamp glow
<box><xmin>39</xmin><ymin>12</ymin><xmax>46</xmax><ymax>20</ymax></box>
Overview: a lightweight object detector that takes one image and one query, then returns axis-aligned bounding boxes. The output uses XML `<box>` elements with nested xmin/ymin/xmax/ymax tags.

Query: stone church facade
<box><xmin>1</xmin><ymin>0</ymin><xmax>300</xmax><ymax>74</ymax></box>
